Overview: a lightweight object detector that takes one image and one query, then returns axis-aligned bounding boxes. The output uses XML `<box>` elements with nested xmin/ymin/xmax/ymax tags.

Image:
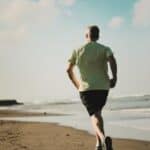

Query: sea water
<box><xmin>0</xmin><ymin>95</ymin><xmax>150</xmax><ymax>141</ymax></box>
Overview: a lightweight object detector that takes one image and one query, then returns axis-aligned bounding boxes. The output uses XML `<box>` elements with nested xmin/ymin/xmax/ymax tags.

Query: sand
<box><xmin>0</xmin><ymin>110</ymin><xmax>150</xmax><ymax>150</ymax></box>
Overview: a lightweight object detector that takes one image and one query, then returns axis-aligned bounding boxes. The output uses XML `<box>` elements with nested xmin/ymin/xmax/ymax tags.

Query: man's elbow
<box><xmin>66</xmin><ymin>68</ymin><xmax>72</xmax><ymax>75</ymax></box>
<box><xmin>66</xmin><ymin>68</ymin><xmax>70</xmax><ymax>73</ymax></box>
<box><xmin>108</xmin><ymin>55</ymin><xmax>116</xmax><ymax>64</ymax></box>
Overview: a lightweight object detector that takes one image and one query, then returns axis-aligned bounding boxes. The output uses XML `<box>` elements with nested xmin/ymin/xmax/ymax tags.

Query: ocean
<box><xmin>0</xmin><ymin>95</ymin><xmax>150</xmax><ymax>141</ymax></box>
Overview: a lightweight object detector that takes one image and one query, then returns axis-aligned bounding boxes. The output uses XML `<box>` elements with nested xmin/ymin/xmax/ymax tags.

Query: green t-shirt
<box><xmin>68</xmin><ymin>41</ymin><xmax>113</xmax><ymax>91</ymax></box>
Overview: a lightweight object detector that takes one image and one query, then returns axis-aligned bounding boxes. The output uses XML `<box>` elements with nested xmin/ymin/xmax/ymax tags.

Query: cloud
<box><xmin>0</xmin><ymin>0</ymin><xmax>77</xmax><ymax>50</ymax></box>
<box><xmin>57</xmin><ymin>0</ymin><xmax>76</xmax><ymax>17</ymax></box>
<box><xmin>0</xmin><ymin>0</ymin><xmax>59</xmax><ymax>28</ymax></box>
<box><xmin>108</xmin><ymin>16</ymin><xmax>124</xmax><ymax>29</ymax></box>
<box><xmin>133</xmin><ymin>0</ymin><xmax>150</xmax><ymax>27</ymax></box>
<box><xmin>59</xmin><ymin>0</ymin><xmax>76</xmax><ymax>6</ymax></box>
<box><xmin>63</xmin><ymin>10</ymin><xmax>73</xmax><ymax>17</ymax></box>
<box><xmin>0</xmin><ymin>0</ymin><xmax>59</xmax><ymax>49</ymax></box>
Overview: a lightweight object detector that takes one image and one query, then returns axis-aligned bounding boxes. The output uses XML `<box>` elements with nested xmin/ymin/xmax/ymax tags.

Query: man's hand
<box><xmin>110</xmin><ymin>77</ymin><xmax>117</xmax><ymax>88</ymax></box>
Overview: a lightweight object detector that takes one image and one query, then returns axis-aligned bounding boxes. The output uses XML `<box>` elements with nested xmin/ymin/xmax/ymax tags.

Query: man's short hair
<box><xmin>88</xmin><ymin>25</ymin><xmax>100</xmax><ymax>41</ymax></box>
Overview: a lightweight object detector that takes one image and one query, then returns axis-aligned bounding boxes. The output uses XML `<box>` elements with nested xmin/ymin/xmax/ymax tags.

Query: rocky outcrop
<box><xmin>0</xmin><ymin>99</ymin><xmax>23</xmax><ymax>106</ymax></box>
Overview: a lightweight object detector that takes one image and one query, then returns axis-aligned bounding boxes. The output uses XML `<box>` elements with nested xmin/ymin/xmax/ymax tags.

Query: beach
<box><xmin>0</xmin><ymin>110</ymin><xmax>150</xmax><ymax>150</ymax></box>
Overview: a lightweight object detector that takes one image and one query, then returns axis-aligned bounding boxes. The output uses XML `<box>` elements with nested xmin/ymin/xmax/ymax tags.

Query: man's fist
<box><xmin>110</xmin><ymin>78</ymin><xmax>117</xmax><ymax>88</ymax></box>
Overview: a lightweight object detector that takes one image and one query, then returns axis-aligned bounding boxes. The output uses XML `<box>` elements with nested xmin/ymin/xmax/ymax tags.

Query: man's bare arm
<box><xmin>108</xmin><ymin>55</ymin><xmax>117</xmax><ymax>88</ymax></box>
<box><xmin>66</xmin><ymin>63</ymin><xmax>80</xmax><ymax>89</ymax></box>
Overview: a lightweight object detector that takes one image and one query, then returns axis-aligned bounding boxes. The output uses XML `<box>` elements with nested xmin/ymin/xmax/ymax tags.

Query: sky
<box><xmin>0</xmin><ymin>0</ymin><xmax>150</xmax><ymax>102</ymax></box>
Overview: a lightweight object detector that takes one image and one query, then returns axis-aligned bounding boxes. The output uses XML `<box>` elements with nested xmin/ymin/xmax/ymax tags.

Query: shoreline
<box><xmin>0</xmin><ymin>109</ymin><xmax>150</xmax><ymax>150</ymax></box>
<box><xmin>0</xmin><ymin>109</ymin><xmax>67</xmax><ymax>117</ymax></box>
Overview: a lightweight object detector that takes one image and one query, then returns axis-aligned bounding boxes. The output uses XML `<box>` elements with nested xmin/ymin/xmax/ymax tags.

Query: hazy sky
<box><xmin>0</xmin><ymin>0</ymin><xmax>150</xmax><ymax>101</ymax></box>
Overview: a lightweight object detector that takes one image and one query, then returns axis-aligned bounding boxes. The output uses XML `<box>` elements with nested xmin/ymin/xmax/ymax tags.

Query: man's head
<box><xmin>85</xmin><ymin>25</ymin><xmax>100</xmax><ymax>41</ymax></box>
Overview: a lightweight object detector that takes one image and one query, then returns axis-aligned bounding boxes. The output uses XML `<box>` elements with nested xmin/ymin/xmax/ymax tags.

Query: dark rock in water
<box><xmin>44</xmin><ymin>112</ymin><xmax>47</xmax><ymax>115</ymax></box>
<box><xmin>0</xmin><ymin>99</ymin><xmax>23</xmax><ymax>106</ymax></box>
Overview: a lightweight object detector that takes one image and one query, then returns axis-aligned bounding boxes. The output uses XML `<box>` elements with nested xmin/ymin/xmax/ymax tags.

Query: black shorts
<box><xmin>79</xmin><ymin>90</ymin><xmax>109</xmax><ymax>116</ymax></box>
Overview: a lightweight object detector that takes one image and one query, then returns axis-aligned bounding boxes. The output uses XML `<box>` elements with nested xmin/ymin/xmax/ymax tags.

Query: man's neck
<box><xmin>87</xmin><ymin>39</ymin><xmax>97</xmax><ymax>43</ymax></box>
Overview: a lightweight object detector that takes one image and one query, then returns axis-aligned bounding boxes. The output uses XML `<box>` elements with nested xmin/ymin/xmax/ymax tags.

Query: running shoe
<box><xmin>105</xmin><ymin>136</ymin><xmax>113</xmax><ymax>150</ymax></box>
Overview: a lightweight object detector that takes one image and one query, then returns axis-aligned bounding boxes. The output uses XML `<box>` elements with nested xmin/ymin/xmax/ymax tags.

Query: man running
<box><xmin>66</xmin><ymin>25</ymin><xmax>117</xmax><ymax>150</ymax></box>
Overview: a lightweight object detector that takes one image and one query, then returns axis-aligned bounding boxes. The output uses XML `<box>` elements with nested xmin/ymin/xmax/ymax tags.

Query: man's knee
<box><xmin>91</xmin><ymin>113</ymin><xmax>101</xmax><ymax>123</ymax></box>
<box><xmin>93</xmin><ymin>110</ymin><xmax>102</xmax><ymax>118</ymax></box>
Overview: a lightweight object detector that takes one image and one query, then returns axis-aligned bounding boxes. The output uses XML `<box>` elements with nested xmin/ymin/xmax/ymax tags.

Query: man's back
<box><xmin>70</xmin><ymin>41</ymin><xmax>113</xmax><ymax>91</ymax></box>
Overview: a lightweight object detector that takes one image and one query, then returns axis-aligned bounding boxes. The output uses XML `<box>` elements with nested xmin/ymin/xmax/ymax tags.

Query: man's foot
<box><xmin>95</xmin><ymin>145</ymin><xmax>102</xmax><ymax>150</ymax></box>
<box><xmin>95</xmin><ymin>143</ymin><xmax>107</xmax><ymax>150</ymax></box>
<box><xmin>105</xmin><ymin>136</ymin><xmax>113</xmax><ymax>150</ymax></box>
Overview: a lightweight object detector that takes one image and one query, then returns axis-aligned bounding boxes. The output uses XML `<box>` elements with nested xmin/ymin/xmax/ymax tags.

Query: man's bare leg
<box><xmin>91</xmin><ymin>111</ymin><xmax>105</xmax><ymax>147</ymax></box>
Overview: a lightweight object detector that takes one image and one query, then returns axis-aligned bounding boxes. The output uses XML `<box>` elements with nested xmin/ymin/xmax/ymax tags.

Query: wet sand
<box><xmin>0</xmin><ymin>110</ymin><xmax>150</xmax><ymax>150</ymax></box>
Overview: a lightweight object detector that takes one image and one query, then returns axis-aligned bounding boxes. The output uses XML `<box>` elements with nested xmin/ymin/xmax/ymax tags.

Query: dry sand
<box><xmin>0</xmin><ymin>110</ymin><xmax>150</xmax><ymax>150</ymax></box>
